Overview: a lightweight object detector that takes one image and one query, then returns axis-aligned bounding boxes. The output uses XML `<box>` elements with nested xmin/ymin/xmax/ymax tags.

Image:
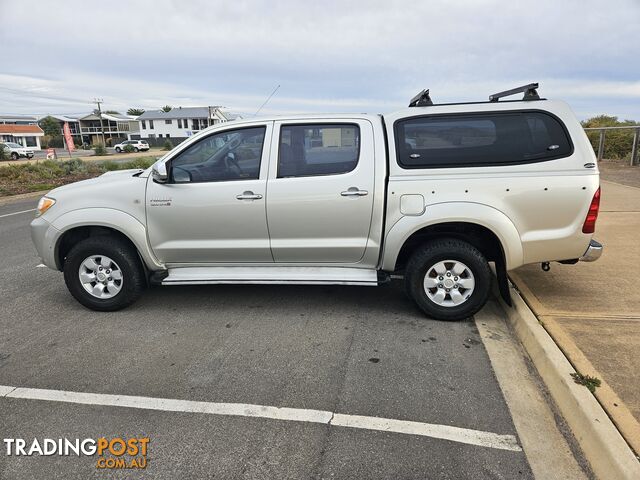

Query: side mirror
<box><xmin>151</xmin><ymin>161</ymin><xmax>169</xmax><ymax>183</ymax></box>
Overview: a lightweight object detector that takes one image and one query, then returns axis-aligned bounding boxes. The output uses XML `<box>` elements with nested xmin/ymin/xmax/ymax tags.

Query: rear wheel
<box><xmin>63</xmin><ymin>236</ymin><xmax>146</xmax><ymax>311</ymax></box>
<box><xmin>404</xmin><ymin>239</ymin><xmax>491</xmax><ymax>321</ymax></box>
<box><xmin>11</xmin><ymin>152</ymin><xmax>18</xmax><ymax>160</ymax></box>
<box><xmin>134</xmin><ymin>147</ymin><xmax>139</xmax><ymax>152</ymax></box>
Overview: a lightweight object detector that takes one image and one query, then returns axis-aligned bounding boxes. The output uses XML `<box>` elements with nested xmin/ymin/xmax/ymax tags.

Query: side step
<box><xmin>161</xmin><ymin>266</ymin><xmax>382</xmax><ymax>286</ymax></box>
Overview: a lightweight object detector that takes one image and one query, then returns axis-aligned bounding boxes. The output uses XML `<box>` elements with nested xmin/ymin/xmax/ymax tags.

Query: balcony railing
<box><xmin>80</xmin><ymin>123</ymin><xmax>138</xmax><ymax>134</ymax></box>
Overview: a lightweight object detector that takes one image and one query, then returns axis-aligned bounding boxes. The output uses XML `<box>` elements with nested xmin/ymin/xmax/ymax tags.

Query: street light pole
<box><xmin>93</xmin><ymin>98</ymin><xmax>106</xmax><ymax>146</ymax></box>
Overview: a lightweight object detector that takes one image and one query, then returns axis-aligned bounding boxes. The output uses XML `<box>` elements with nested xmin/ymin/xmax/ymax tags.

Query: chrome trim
<box><xmin>579</xmin><ymin>239</ymin><xmax>603</xmax><ymax>262</ymax></box>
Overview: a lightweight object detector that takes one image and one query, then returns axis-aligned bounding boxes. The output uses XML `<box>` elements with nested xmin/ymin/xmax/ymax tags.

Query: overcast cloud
<box><xmin>0</xmin><ymin>0</ymin><xmax>639</xmax><ymax>119</ymax></box>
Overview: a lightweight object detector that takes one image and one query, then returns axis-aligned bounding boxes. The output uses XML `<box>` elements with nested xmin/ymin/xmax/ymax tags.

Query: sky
<box><xmin>0</xmin><ymin>0</ymin><xmax>639</xmax><ymax>120</ymax></box>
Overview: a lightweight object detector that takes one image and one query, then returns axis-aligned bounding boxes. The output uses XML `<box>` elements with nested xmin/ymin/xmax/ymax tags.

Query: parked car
<box><xmin>31</xmin><ymin>83</ymin><xmax>602</xmax><ymax>320</ymax></box>
<box><xmin>113</xmin><ymin>140</ymin><xmax>149</xmax><ymax>153</ymax></box>
<box><xmin>1</xmin><ymin>142</ymin><xmax>35</xmax><ymax>160</ymax></box>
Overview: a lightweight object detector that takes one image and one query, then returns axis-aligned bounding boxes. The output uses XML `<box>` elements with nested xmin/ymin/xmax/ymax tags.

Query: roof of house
<box><xmin>0</xmin><ymin>124</ymin><xmax>44</xmax><ymax>135</ymax></box>
<box><xmin>80</xmin><ymin>113</ymin><xmax>137</xmax><ymax>122</ymax></box>
<box><xmin>0</xmin><ymin>114</ymin><xmax>38</xmax><ymax>123</ymax></box>
<box><xmin>43</xmin><ymin>114</ymin><xmax>82</xmax><ymax>123</ymax></box>
<box><xmin>137</xmin><ymin>106</ymin><xmax>224</xmax><ymax>120</ymax></box>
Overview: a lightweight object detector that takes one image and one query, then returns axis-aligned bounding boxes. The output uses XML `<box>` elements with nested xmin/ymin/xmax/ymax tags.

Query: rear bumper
<box><xmin>579</xmin><ymin>239</ymin><xmax>603</xmax><ymax>262</ymax></box>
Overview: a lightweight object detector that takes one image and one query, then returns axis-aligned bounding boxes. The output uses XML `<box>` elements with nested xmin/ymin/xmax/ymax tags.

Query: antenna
<box><xmin>254</xmin><ymin>85</ymin><xmax>280</xmax><ymax>116</ymax></box>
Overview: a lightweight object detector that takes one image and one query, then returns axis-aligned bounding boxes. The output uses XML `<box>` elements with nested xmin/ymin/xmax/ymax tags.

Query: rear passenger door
<box><xmin>266</xmin><ymin>120</ymin><xmax>375</xmax><ymax>263</ymax></box>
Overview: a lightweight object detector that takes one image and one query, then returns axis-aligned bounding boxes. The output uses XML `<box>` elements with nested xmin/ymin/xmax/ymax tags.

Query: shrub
<box><xmin>0</xmin><ymin>144</ymin><xmax>7</xmax><ymax>161</ymax></box>
<box><xmin>0</xmin><ymin>156</ymin><xmax>157</xmax><ymax>196</ymax></box>
<box><xmin>582</xmin><ymin>115</ymin><xmax>639</xmax><ymax>160</ymax></box>
<box><xmin>162</xmin><ymin>139</ymin><xmax>174</xmax><ymax>151</ymax></box>
<box><xmin>123</xmin><ymin>144</ymin><xmax>135</xmax><ymax>153</ymax></box>
<box><xmin>93</xmin><ymin>144</ymin><xmax>107</xmax><ymax>156</ymax></box>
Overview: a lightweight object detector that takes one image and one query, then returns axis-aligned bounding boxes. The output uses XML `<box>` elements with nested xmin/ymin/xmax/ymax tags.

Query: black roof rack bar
<box><xmin>408</xmin><ymin>89</ymin><xmax>433</xmax><ymax>107</ymax></box>
<box><xmin>489</xmin><ymin>83</ymin><xmax>540</xmax><ymax>102</ymax></box>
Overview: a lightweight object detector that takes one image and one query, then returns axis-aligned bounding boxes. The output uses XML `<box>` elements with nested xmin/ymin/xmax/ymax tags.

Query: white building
<box><xmin>137</xmin><ymin>107</ymin><xmax>239</xmax><ymax>143</ymax></box>
<box><xmin>0</xmin><ymin>115</ymin><xmax>44</xmax><ymax>150</ymax></box>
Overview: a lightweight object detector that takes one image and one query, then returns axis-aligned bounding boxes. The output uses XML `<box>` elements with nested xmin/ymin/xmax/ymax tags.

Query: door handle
<box><xmin>236</xmin><ymin>191</ymin><xmax>263</xmax><ymax>200</ymax></box>
<box><xmin>341</xmin><ymin>187</ymin><xmax>368</xmax><ymax>197</ymax></box>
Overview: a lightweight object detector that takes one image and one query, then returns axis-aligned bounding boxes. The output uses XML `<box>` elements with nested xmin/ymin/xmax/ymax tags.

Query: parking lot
<box><xmin>0</xmin><ymin>196</ymin><xmax>587</xmax><ymax>479</ymax></box>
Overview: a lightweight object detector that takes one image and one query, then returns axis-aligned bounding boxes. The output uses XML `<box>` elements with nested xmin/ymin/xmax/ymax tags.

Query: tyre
<box><xmin>404</xmin><ymin>238</ymin><xmax>491</xmax><ymax>321</ymax></box>
<box><xmin>11</xmin><ymin>152</ymin><xmax>18</xmax><ymax>160</ymax></box>
<box><xmin>134</xmin><ymin>147</ymin><xmax>139</xmax><ymax>152</ymax></box>
<box><xmin>63</xmin><ymin>236</ymin><xmax>146</xmax><ymax>311</ymax></box>
<box><xmin>115</xmin><ymin>147</ymin><xmax>121</xmax><ymax>153</ymax></box>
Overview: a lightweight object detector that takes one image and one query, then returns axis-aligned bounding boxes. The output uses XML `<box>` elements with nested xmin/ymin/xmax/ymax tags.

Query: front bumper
<box><xmin>31</xmin><ymin>216</ymin><xmax>61</xmax><ymax>270</ymax></box>
<box><xmin>579</xmin><ymin>239</ymin><xmax>603</xmax><ymax>262</ymax></box>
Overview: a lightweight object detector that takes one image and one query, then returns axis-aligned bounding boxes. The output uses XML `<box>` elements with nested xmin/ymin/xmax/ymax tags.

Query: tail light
<box><xmin>582</xmin><ymin>187</ymin><xmax>601</xmax><ymax>234</ymax></box>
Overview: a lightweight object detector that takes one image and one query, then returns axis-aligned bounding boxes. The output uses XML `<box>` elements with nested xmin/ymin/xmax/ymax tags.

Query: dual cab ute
<box><xmin>31</xmin><ymin>84</ymin><xmax>602</xmax><ymax>320</ymax></box>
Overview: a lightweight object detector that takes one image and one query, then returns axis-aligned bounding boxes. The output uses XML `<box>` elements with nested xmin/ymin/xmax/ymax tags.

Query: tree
<box><xmin>127</xmin><ymin>108</ymin><xmax>145</xmax><ymax>116</ymax></box>
<box><xmin>581</xmin><ymin>115</ymin><xmax>640</xmax><ymax>160</ymax></box>
<box><xmin>105</xmin><ymin>110</ymin><xmax>120</xmax><ymax>115</ymax></box>
<box><xmin>161</xmin><ymin>105</ymin><xmax>173</xmax><ymax>112</ymax></box>
<box><xmin>39</xmin><ymin>116</ymin><xmax>61</xmax><ymax>137</ymax></box>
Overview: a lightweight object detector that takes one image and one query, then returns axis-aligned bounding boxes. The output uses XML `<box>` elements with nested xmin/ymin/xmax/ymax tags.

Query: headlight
<box><xmin>36</xmin><ymin>196</ymin><xmax>56</xmax><ymax>217</ymax></box>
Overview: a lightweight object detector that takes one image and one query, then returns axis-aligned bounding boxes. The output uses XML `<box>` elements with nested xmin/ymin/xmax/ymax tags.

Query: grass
<box><xmin>0</xmin><ymin>157</ymin><xmax>156</xmax><ymax>197</ymax></box>
<box><xmin>570</xmin><ymin>372</ymin><xmax>602</xmax><ymax>393</ymax></box>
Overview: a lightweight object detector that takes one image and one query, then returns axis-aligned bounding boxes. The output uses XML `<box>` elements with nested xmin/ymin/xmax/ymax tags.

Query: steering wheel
<box><xmin>224</xmin><ymin>153</ymin><xmax>243</xmax><ymax>176</ymax></box>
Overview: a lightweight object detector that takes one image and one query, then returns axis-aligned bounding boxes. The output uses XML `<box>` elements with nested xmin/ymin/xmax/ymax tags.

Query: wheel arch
<box><xmin>381</xmin><ymin>203</ymin><xmax>523</xmax><ymax>272</ymax></box>
<box><xmin>50</xmin><ymin>208</ymin><xmax>163</xmax><ymax>272</ymax></box>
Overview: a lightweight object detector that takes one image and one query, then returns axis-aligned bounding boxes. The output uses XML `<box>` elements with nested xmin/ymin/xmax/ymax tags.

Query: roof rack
<box><xmin>408</xmin><ymin>82</ymin><xmax>542</xmax><ymax>108</ymax></box>
<box><xmin>489</xmin><ymin>83</ymin><xmax>540</xmax><ymax>102</ymax></box>
<box><xmin>408</xmin><ymin>89</ymin><xmax>433</xmax><ymax>107</ymax></box>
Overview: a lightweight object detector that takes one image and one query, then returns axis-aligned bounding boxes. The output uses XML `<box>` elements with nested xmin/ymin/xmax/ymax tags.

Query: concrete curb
<box><xmin>510</xmin><ymin>271</ymin><xmax>640</xmax><ymax>456</ymax></box>
<box><xmin>500</xmin><ymin>282</ymin><xmax>640</xmax><ymax>479</ymax></box>
<box><xmin>0</xmin><ymin>191</ymin><xmax>43</xmax><ymax>206</ymax></box>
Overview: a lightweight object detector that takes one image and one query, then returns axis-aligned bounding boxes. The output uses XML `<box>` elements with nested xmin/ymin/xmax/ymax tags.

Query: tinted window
<box><xmin>278</xmin><ymin>124</ymin><xmax>359</xmax><ymax>178</ymax></box>
<box><xmin>396</xmin><ymin>111</ymin><xmax>572</xmax><ymax>168</ymax></box>
<box><xmin>170</xmin><ymin>127</ymin><xmax>265</xmax><ymax>183</ymax></box>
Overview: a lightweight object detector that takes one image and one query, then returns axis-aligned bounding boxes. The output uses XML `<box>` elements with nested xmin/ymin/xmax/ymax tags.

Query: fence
<box><xmin>583</xmin><ymin>126</ymin><xmax>640</xmax><ymax>166</ymax></box>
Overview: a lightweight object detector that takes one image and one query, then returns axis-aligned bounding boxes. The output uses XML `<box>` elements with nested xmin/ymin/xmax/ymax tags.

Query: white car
<box><xmin>31</xmin><ymin>83</ymin><xmax>602</xmax><ymax>319</ymax></box>
<box><xmin>113</xmin><ymin>140</ymin><xmax>149</xmax><ymax>153</ymax></box>
<box><xmin>1</xmin><ymin>142</ymin><xmax>34</xmax><ymax>160</ymax></box>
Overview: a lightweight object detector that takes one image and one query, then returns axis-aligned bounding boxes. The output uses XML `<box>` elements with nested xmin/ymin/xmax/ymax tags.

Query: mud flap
<box><xmin>495</xmin><ymin>257</ymin><xmax>512</xmax><ymax>307</ymax></box>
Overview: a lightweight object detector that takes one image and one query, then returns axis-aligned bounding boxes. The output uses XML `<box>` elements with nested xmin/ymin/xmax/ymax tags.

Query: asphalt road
<box><xmin>0</xmin><ymin>197</ymin><xmax>582</xmax><ymax>479</ymax></box>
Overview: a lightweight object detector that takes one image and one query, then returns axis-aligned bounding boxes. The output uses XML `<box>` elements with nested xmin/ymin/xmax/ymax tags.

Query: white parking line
<box><xmin>0</xmin><ymin>208</ymin><xmax>36</xmax><ymax>218</ymax></box>
<box><xmin>0</xmin><ymin>385</ymin><xmax>521</xmax><ymax>451</ymax></box>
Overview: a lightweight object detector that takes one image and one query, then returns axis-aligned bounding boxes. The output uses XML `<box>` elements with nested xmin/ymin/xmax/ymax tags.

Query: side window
<box><xmin>169</xmin><ymin>126</ymin><xmax>266</xmax><ymax>183</ymax></box>
<box><xmin>278</xmin><ymin>124</ymin><xmax>360</xmax><ymax>178</ymax></box>
<box><xmin>396</xmin><ymin>111</ymin><xmax>572</xmax><ymax>168</ymax></box>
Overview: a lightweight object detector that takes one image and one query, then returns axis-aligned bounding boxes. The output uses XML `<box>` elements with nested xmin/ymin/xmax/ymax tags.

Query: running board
<box><xmin>161</xmin><ymin>266</ymin><xmax>382</xmax><ymax>286</ymax></box>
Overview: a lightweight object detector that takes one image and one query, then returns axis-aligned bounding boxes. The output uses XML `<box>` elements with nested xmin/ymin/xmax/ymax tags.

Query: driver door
<box><xmin>146</xmin><ymin>122</ymin><xmax>273</xmax><ymax>265</ymax></box>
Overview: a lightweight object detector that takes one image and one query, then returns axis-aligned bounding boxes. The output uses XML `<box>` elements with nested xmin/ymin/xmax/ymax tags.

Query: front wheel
<box><xmin>63</xmin><ymin>236</ymin><xmax>146</xmax><ymax>311</ymax></box>
<box><xmin>134</xmin><ymin>147</ymin><xmax>139</xmax><ymax>152</ymax></box>
<box><xmin>11</xmin><ymin>152</ymin><xmax>18</xmax><ymax>160</ymax></box>
<box><xmin>404</xmin><ymin>239</ymin><xmax>491</xmax><ymax>321</ymax></box>
<box><xmin>115</xmin><ymin>147</ymin><xmax>121</xmax><ymax>153</ymax></box>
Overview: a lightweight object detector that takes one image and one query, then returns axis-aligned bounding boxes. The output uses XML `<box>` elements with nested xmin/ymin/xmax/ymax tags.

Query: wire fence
<box><xmin>583</xmin><ymin>126</ymin><xmax>640</xmax><ymax>166</ymax></box>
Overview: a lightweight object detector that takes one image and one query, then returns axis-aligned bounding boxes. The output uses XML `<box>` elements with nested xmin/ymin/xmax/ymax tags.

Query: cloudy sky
<box><xmin>0</xmin><ymin>0</ymin><xmax>639</xmax><ymax>120</ymax></box>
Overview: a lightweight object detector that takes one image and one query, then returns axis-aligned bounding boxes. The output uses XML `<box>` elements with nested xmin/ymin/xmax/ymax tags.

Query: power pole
<box><xmin>93</xmin><ymin>98</ymin><xmax>106</xmax><ymax>146</ymax></box>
